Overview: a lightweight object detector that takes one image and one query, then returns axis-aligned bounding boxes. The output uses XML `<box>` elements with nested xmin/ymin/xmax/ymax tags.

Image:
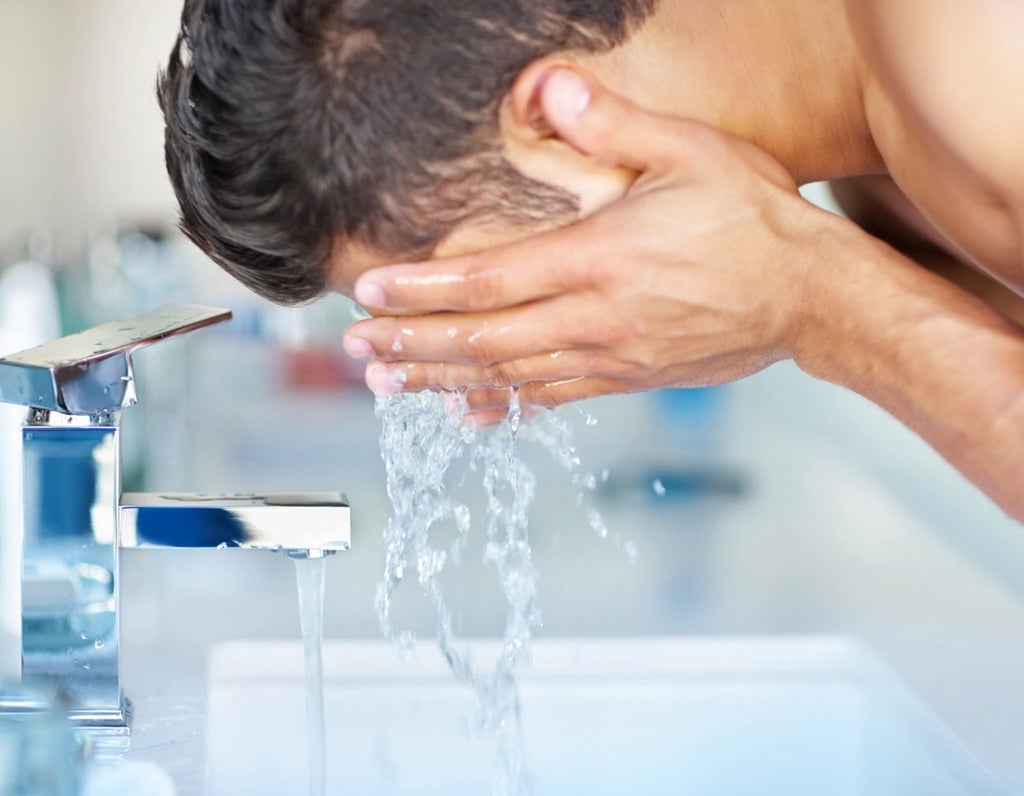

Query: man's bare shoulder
<box><xmin>846</xmin><ymin>0</ymin><xmax>1024</xmax><ymax>283</ymax></box>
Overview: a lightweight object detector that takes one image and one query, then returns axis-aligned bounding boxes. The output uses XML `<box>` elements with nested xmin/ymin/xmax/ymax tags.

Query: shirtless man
<box><xmin>161</xmin><ymin>1</ymin><xmax>1024</xmax><ymax>519</ymax></box>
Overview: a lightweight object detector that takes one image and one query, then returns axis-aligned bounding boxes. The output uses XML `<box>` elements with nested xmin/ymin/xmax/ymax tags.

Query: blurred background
<box><xmin>1</xmin><ymin>2</ymin><xmax>181</xmax><ymax>248</ymax></box>
<box><xmin>2</xmin><ymin>2</ymin><xmax>1024</xmax><ymax>792</ymax></box>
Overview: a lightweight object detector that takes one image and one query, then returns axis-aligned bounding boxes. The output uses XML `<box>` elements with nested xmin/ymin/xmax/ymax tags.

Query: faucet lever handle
<box><xmin>0</xmin><ymin>304</ymin><xmax>232</xmax><ymax>417</ymax></box>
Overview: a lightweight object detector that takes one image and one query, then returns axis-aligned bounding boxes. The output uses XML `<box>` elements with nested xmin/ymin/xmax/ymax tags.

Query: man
<box><xmin>161</xmin><ymin>1</ymin><xmax>1024</xmax><ymax>520</ymax></box>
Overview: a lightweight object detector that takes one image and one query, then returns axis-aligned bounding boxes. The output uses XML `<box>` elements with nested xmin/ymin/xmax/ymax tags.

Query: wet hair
<box><xmin>159</xmin><ymin>0</ymin><xmax>656</xmax><ymax>304</ymax></box>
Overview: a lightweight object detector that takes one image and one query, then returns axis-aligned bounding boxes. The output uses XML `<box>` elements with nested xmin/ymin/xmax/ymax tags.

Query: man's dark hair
<box><xmin>159</xmin><ymin>0</ymin><xmax>656</xmax><ymax>304</ymax></box>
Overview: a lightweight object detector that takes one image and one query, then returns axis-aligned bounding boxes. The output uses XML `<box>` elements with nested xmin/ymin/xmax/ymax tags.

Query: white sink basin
<box><xmin>205</xmin><ymin>636</ymin><xmax>1006</xmax><ymax>795</ymax></box>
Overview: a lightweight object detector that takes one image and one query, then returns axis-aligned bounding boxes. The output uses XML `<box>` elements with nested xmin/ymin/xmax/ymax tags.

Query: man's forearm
<box><xmin>795</xmin><ymin>222</ymin><xmax>1024</xmax><ymax>520</ymax></box>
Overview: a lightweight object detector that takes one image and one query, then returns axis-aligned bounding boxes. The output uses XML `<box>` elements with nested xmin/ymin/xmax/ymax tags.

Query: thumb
<box><xmin>538</xmin><ymin>68</ymin><xmax>688</xmax><ymax>174</ymax></box>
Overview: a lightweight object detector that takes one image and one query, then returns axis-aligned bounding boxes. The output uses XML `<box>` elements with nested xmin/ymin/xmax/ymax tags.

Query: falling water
<box><xmin>375</xmin><ymin>390</ymin><xmax>609</xmax><ymax>794</ymax></box>
<box><xmin>293</xmin><ymin>553</ymin><xmax>327</xmax><ymax>796</ymax></box>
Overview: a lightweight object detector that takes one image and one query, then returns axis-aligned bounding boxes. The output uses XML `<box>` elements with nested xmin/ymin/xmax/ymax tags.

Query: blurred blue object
<box><xmin>133</xmin><ymin>506</ymin><xmax>246</xmax><ymax>548</ymax></box>
<box><xmin>654</xmin><ymin>385</ymin><xmax>727</xmax><ymax>431</ymax></box>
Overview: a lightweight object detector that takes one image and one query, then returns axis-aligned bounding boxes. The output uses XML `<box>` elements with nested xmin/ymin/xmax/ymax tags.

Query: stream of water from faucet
<box><xmin>293</xmin><ymin>554</ymin><xmax>326</xmax><ymax>796</ymax></box>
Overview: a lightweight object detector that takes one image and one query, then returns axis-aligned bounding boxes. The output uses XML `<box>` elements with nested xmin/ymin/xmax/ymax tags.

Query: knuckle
<box><xmin>606</xmin><ymin>356</ymin><xmax>644</xmax><ymax>381</ymax></box>
<box><xmin>461</xmin><ymin>328</ymin><xmax>497</xmax><ymax>365</ymax></box>
<box><xmin>530</xmin><ymin>385</ymin><xmax>562</xmax><ymax>409</ymax></box>
<box><xmin>466</xmin><ymin>388</ymin><xmax>505</xmax><ymax>412</ymax></box>
<box><xmin>485</xmin><ymin>362</ymin><xmax>520</xmax><ymax>388</ymax></box>
<box><xmin>463</xmin><ymin>270</ymin><xmax>503</xmax><ymax>310</ymax></box>
<box><xmin>426</xmin><ymin>363</ymin><xmax>458</xmax><ymax>392</ymax></box>
<box><xmin>580</xmin><ymin>312</ymin><xmax>632</xmax><ymax>348</ymax></box>
<box><xmin>566</xmin><ymin>244</ymin><xmax>617</xmax><ymax>291</ymax></box>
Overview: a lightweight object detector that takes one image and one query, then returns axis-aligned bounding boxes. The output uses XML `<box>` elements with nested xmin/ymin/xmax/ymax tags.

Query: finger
<box><xmin>518</xmin><ymin>376</ymin><xmax>628</xmax><ymax>409</ymax></box>
<box><xmin>464</xmin><ymin>389</ymin><xmax>517</xmax><ymax>413</ymax></box>
<box><xmin>352</xmin><ymin>212</ymin><xmax>615</xmax><ymax>315</ymax></box>
<box><xmin>462</xmin><ymin>401</ymin><xmax>540</xmax><ymax>428</ymax></box>
<box><xmin>344</xmin><ymin>294</ymin><xmax>626</xmax><ymax>366</ymax></box>
<box><xmin>538</xmin><ymin>68</ymin><xmax>701</xmax><ymax>174</ymax></box>
<box><xmin>458</xmin><ymin>377</ymin><xmax>628</xmax><ymax>411</ymax></box>
<box><xmin>362</xmin><ymin>348</ymin><xmax>628</xmax><ymax>396</ymax></box>
<box><xmin>463</xmin><ymin>407</ymin><xmax>510</xmax><ymax>428</ymax></box>
<box><xmin>460</xmin><ymin>383</ymin><xmax>606</xmax><ymax>416</ymax></box>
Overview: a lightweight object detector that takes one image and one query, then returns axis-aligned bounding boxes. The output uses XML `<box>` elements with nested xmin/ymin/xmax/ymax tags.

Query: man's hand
<box><xmin>342</xmin><ymin>70</ymin><xmax>845</xmax><ymax>407</ymax></box>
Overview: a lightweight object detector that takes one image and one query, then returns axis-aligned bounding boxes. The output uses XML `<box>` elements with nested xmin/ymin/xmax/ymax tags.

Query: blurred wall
<box><xmin>0</xmin><ymin>0</ymin><xmax>182</xmax><ymax>243</ymax></box>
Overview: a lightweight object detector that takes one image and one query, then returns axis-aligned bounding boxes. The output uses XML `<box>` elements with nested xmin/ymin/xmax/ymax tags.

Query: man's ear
<box><xmin>499</xmin><ymin>57</ymin><xmax>637</xmax><ymax>215</ymax></box>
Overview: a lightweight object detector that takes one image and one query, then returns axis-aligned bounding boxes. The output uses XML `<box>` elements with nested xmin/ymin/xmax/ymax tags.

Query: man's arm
<box><xmin>818</xmin><ymin>0</ymin><xmax>1024</xmax><ymax>518</ymax></box>
<box><xmin>830</xmin><ymin>176</ymin><xmax>1024</xmax><ymax>328</ymax></box>
<box><xmin>797</xmin><ymin>177</ymin><xmax>1024</xmax><ymax>518</ymax></box>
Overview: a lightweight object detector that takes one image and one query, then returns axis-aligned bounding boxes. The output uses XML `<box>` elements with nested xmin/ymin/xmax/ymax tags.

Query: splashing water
<box><xmin>376</xmin><ymin>391</ymin><xmax>537</xmax><ymax>793</ymax></box>
<box><xmin>375</xmin><ymin>390</ymin><xmax>623</xmax><ymax>794</ymax></box>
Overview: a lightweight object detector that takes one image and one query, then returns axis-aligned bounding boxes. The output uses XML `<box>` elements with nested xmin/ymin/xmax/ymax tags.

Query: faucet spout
<box><xmin>119</xmin><ymin>492</ymin><xmax>351</xmax><ymax>556</ymax></box>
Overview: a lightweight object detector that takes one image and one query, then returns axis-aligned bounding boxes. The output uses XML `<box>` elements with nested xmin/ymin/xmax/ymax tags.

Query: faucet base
<box><xmin>69</xmin><ymin>697</ymin><xmax>132</xmax><ymax>754</ymax></box>
<box><xmin>0</xmin><ymin>685</ymin><xmax>130</xmax><ymax>756</ymax></box>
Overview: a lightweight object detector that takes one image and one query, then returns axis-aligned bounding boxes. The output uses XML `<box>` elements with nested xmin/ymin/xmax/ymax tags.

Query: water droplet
<box><xmin>82</xmin><ymin>662</ymin><xmax>91</xmax><ymax>671</ymax></box>
<box><xmin>94</xmin><ymin>638</ymin><xmax>105</xmax><ymax>649</ymax></box>
<box><xmin>453</xmin><ymin>504</ymin><xmax>471</xmax><ymax>532</ymax></box>
<box><xmin>507</xmin><ymin>387</ymin><xmax>522</xmax><ymax>437</ymax></box>
<box><xmin>80</xmin><ymin>632</ymin><xmax>89</xmax><ymax>641</ymax></box>
<box><xmin>588</xmin><ymin>507</ymin><xmax>608</xmax><ymax>539</ymax></box>
<box><xmin>652</xmin><ymin>478</ymin><xmax>666</xmax><ymax>497</ymax></box>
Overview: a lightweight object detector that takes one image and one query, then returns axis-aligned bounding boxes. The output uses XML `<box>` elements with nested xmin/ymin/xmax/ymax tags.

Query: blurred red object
<box><xmin>279</xmin><ymin>343</ymin><xmax>367</xmax><ymax>392</ymax></box>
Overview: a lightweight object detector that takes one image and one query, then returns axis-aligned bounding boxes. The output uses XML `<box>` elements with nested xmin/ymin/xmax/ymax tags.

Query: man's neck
<box><xmin>588</xmin><ymin>0</ymin><xmax>884</xmax><ymax>183</ymax></box>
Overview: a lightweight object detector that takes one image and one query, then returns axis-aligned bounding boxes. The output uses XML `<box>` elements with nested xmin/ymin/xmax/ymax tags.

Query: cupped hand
<box><xmin>343</xmin><ymin>69</ymin><xmax>841</xmax><ymax>408</ymax></box>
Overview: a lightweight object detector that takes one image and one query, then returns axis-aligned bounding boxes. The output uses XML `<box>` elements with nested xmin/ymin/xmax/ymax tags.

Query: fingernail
<box><xmin>343</xmin><ymin>335</ymin><xmax>374</xmax><ymax>360</ymax></box>
<box><xmin>355</xmin><ymin>279</ymin><xmax>387</xmax><ymax>308</ymax></box>
<box><xmin>543</xmin><ymin>70</ymin><xmax>590</xmax><ymax>120</ymax></box>
<box><xmin>365</xmin><ymin>361</ymin><xmax>407</xmax><ymax>396</ymax></box>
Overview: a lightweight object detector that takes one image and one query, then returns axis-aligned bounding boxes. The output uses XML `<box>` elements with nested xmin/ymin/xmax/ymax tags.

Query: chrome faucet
<box><xmin>0</xmin><ymin>305</ymin><xmax>350</xmax><ymax>743</ymax></box>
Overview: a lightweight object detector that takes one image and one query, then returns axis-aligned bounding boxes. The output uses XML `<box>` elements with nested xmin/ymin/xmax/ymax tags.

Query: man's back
<box><xmin>846</xmin><ymin>0</ymin><xmax>1024</xmax><ymax>285</ymax></box>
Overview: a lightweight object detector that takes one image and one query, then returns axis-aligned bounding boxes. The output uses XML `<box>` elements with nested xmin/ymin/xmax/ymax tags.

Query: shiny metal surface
<box><xmin>120</xmin><ymin>492</ymin><xmax>351</xmax><ymax>555</ymax></box>
<box><xmin>0</xmin><ymin>306</ymin><xmax>231</xmax><ymax>741</ymax></box>
<box><xmin>18</xmin><ymin>418</ymin><xmax>128</xmax><ymax>735</ymax></box>
<box><xmin>0</xmin><ymin>304</ymin><xmax>231</xmax><ymax>416</ymax></box>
